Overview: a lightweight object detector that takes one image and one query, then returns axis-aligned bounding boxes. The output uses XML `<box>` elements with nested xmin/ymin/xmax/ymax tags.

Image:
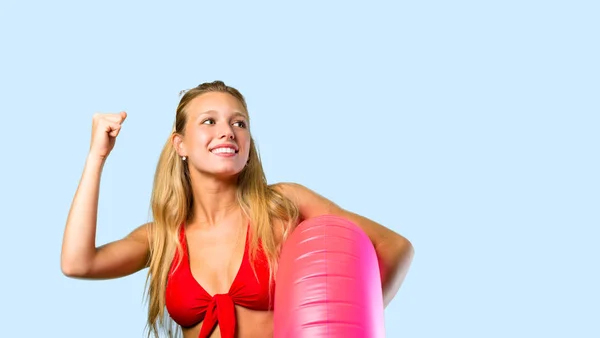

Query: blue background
<box><xmin>1</xmin><ymin>1</ymin><xmax>598</xmax><ymax>336</ymax></box>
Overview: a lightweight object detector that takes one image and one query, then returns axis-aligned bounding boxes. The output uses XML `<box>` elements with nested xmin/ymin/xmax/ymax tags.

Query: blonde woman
<box><xmin>61</xmin><ymin>81</ymin><xmax>414</xmax><ymax>338</ymax></box>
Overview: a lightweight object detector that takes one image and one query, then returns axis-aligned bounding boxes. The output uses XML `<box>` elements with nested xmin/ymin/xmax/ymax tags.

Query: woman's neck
<box><xmin>188</xmin><ymin>174</ymin><xmax>242</xmax><ymax>228</ymax></box>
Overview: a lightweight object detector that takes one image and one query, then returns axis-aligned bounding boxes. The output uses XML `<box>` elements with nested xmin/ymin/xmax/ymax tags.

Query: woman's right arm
<box><xmin>60</xmin><ymin>112</ymin><xmax>150</xmax><ymax>279</ymax></box>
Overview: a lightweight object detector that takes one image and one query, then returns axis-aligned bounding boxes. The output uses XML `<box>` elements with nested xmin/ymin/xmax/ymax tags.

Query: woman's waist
<box><xmin>181</xmin><ymin>305</ymin><xmax>273</xmax><ymax>338</ymax></box>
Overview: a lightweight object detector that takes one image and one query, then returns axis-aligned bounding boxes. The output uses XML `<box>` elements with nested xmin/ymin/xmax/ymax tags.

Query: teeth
<box><xmin>211</xmin><ymin>148</ymin><xmax>236</xmax><ymax>154</ymax></box>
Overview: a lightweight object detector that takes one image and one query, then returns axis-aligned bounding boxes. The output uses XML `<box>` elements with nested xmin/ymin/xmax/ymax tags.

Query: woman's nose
<box><xmin>219</xmin><ymin>125</ymin><xmax>235</xmax><ymax>139</ymax></box>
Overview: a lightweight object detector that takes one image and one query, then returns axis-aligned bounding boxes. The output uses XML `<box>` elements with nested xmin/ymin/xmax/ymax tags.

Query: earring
<box><xmin>182</xmin><ymin>156</ymin><xmax>187</xmax><ymax>161</ymax></box>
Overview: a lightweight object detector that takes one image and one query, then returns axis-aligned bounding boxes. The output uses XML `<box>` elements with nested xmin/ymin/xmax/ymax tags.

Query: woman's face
<box><xmin>175</xmin><ymin>92</ymin><xmax>251</xmax><ymax>178</ymax></box>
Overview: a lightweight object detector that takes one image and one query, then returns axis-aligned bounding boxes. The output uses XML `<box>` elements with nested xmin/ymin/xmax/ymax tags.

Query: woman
<box><xmin>61</xmin><ymin>81</ymin><xmax>414</xmax><ymax>338</ymax></box>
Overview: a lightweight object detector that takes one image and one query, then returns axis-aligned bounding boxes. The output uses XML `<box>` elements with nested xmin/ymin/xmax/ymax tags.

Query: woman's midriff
<box><xmin>181</xmin><ymin>305</ymin><xmax>274</xmax><ymax>338</ymax></box>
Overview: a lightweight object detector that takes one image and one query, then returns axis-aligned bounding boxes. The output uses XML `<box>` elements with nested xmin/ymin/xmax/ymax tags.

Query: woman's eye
<box><xmin>202</xmin><ymin>119</ymin><xmax>215</xmax><ymax>125</ymax></box>
<box><xmin>233</xmin><ymin>121</ymin><xmax>247</xmax><ymax>128</ymax></box>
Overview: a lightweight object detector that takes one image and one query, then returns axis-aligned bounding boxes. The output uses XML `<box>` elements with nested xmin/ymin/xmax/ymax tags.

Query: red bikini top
<box><xmin>165</xmin><ymin>225</ymin><xmax>275</xmax><ymax>338</ymax></box>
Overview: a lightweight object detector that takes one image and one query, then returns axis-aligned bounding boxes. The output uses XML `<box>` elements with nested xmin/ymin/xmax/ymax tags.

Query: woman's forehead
<box><xmin>187</xmin><ymin>92</ymin><xmax>248</xmax><ymax>117</ymax></box>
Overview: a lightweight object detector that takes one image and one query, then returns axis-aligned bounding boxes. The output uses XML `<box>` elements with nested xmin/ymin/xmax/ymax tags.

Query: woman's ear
<box><xmin>171</xmin><ymin>133</ymin><xmax>186</xmax><ymax>157</ymax></box>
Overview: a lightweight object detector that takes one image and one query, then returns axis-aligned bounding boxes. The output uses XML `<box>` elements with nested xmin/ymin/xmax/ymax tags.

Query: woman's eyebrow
<box><xmin>196</xmin><ymin>110</ymin><xmax>248</xmax><ymax>120</ymax></box>
<box><xmin>232</xmin><ymin>111</ymin><xmax>248</xmax><ymax>119</ymax></box>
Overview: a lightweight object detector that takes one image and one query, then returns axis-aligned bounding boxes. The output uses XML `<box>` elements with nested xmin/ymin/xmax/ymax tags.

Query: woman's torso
<box><xmin>167</xmin><ymin>216</ymin><xmax>286</xmax><ymax>338</ymax></box>
<box><xmin>181</xmin><ymin>307</ymin><xmax>273</xmax><ymax>338</ymax></box>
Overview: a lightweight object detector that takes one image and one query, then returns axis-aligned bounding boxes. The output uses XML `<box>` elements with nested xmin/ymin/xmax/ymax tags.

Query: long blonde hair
<box><xmin>144</xmin><ymin>81</ymin><xmax>299</xmax><ymax>337</ymax></box>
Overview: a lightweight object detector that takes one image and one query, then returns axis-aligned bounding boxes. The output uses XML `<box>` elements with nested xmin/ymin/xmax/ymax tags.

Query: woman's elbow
<box><xmin>60</xmin><ymin>256</ymin><xmax>92</xmax><ymax>278</ymax></box>
<box><xmin>399</xmin><ymin>236</ymin><xmax>415</xmax><ymax>260</ymax></box>
<box><xmin>378</xmin><ymin>236</ymin><xmax>414</xmax><ymax>306</ymax></box>
<box><xmin>378</xmin><ymin>235</ymin><xmax>415</xmax><ymax>281</ymax></box>
<box><xmin>61</xmin><ymin>264</ymin><xmax>86</xmax><ymax>278</ymax></box>
<box><xmin>386</xmin><ymin>236</ymin><xmax>414</xmax><ymax>268</ymax></box>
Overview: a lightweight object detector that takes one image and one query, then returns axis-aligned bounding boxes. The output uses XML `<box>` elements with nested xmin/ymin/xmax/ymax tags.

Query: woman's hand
<box><xmin>89</xmin><ymin>111</ymin><xmax>127</xmax><ymax>160</ymax></box>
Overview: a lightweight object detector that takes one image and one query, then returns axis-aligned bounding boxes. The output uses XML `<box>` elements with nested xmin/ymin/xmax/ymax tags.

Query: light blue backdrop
<box><xmin>1</xmin><ymin>1</ymin><xmax>598</xmax><ymax>337</ymax></box>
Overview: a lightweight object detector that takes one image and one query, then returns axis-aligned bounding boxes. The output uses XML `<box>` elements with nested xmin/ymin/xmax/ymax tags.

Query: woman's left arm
<box><xmin>276</xmin><ymin>182</ymin><xmax>415</xmax><ymax>307</ymax></box>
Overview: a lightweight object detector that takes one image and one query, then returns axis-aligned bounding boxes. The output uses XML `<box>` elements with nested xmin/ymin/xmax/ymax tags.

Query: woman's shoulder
<box><xmin>269</xmin><ymin>182</ymin><xmax>340</xmax><ymax>218</ymax></box>
<box><xmin>269</xmin><ymin>181</ymin><xmax>302</xmax><ymax>196</ymax></box>
<box><xmin>269</xmin><ymin>182</ymin><xmax>310</xmax><ymax>204</ymax></box>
